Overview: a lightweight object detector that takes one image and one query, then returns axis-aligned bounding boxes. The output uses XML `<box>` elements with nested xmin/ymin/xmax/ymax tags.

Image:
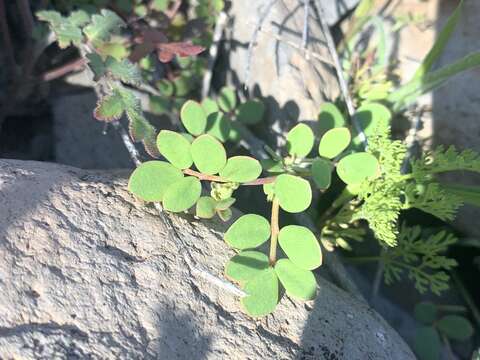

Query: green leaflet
<box><xmin>274</xmin><ymin>174</ymin><xmax>312</xmax><ymax>213</ymax></box>
<box><xmin>236</xmin><ymin>100</ymin><xmax>265</xmax><ymax>125</ymax></box>
<box><xmin>278</xmin><ymin>225</ymin><xmax>322</xmax><ymax>270</ymax></box>
<box><xmin>128</xmin><ymin>161</ymin><xmax>183</xmax><ymax>202</ymax></box>
<box><xmin>157</xmin><ymin>130</ymin><xmax>193</xmax><ymax>169</ymax></box>
<box><xmin>274</xmin><ymin>259</ymin><xmax>317</xmax><ymax>300</ymax></box>
<box><xmin>319</xmin><ymin>127</ymin><xmax>351</xmax><ymax>159</ymax></box>
<box><xmin>218</xmin><ymin>87</ymin><xmax>237</xmax><ymax>112</ymax></box>
<box><xmin>413</xmin><ymin>326</ymin><xmax>441</xmax><ymax>360</ymax></box>
<box><xmin>311</xmin><ymin>158</ymin><xmax>333</xmax><ymax>189</ymax></box>
<box><xmin>94</xmin><ymin>89</ymin><xmax>124</xmax><ymax>121</ymax></box>
<box><xmin>241</xmin><ymin>268</ymin><xmax>279</xmax><ymax>317</ymax></box>
<box><xmin>219</xmin><ymin>156</ymin><xmax>262</xmax><ymax>183</ymax></box>
<box><xmin>196</xmin><ymin>196</ymin><xmax>217</xmax><ymax>219</ymax></box>
<box><xmin>224</xmin><ymin>214</ymin><xmax>270</xmax><ymax>250</ymax></box>
<box><xmin>437</xmin><ymin>315</ymin><xmax>474</xmax><ymax>341</ymax></box>
<box><xmin>181</xmin><ymin>100</ymin><xmax>208</xmax><ymax>136</ymax></box>
<box><xmin>191</xmin><ymin>135</ymin><xmax>227</xmax><ymax>175</ymax></box>
<box><xmin>225</xmin><ymin>251</ymin><xmax>270</xmax><ymax>283</ymax></box>
<box><xmin>163</xmin><ymin>176</ymin><xmax>202</xmax><ymax>212</ymax></box>
<box><xmin>318</xmin><ymin>102</ymin><xmax>346</xmax><ymax>135</ymax></box>
<box><xmin>337</xmin><ymin>152</ymin><xmax>379</xmax><ymax>185</ymax></box>
<box><xmin>286</xmin><ymin>124</ymin><xmax>314</xmax><ymax>157</ymax></box>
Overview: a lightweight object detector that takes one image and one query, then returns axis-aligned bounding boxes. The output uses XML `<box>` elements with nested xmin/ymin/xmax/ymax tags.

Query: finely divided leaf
<box><xmin>83</xmin><ymin>9</ymin><xmax>125</xmax><ymax>43</ymax></box>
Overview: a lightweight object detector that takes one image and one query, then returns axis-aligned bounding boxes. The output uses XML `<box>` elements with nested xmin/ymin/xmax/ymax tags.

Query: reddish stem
<box><xmin>41</xmin><ymin>58</ymin><xmax>87</xmax><ymax>82</ymax></box>
<box><xmin>182</xmin><ymin>168</ymin><xmax>276</xmax><ymax>186</ymax></box>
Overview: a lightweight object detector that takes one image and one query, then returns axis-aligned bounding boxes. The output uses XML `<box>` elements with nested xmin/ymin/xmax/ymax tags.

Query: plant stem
<box><xmin>182</xmin><ymin>168</ymin><xmax>276</xmax><ymax>186</ymax></box>
<box><xmin>269</xmin><ymin>198</ymin><xmax>280</xmax><ymax>266</ymax></box>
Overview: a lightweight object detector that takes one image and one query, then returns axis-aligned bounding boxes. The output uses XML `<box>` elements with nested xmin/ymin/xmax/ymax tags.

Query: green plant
<box><xmin>413</xmin><ymin>301</ymin><xmax>474</xmax><ymax>360</ymax></box>
<box><xmin>38</xmin><ymin>3</ymin><xmax>480</xmax><ymax>320</ymax></box>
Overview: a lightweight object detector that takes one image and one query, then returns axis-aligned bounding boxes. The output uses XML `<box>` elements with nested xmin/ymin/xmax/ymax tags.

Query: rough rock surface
<box><xmin>0</xmin><ymin>159</ymin><xmax>415</xmax><ymax>359</ymax></box>
<box><xmin>223</xmin><ymin>0</ymin><xmax>340</xmax><ymax>147</ymax></box>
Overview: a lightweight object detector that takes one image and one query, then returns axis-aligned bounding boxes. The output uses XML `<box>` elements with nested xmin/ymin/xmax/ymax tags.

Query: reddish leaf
<box><xmin>156</xmin><ymin>42</ymin><xmax>205</xmax><ymax>63</ymax></box>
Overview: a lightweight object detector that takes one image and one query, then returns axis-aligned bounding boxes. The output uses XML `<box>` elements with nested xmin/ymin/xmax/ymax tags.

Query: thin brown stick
<box><xmin>41</xmin><ymin>58</ymin><xmax>87</xmax><ymax>82</ymax></box>
<box><xmin>269</xmin><ymin>198</ymin><xmax>280</xmax><ymax>265</ymax></box>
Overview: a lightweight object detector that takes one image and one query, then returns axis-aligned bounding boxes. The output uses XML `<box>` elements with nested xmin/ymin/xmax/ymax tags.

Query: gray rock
<box><xmin>53</xmin><ymin>92</ymin><xmax>134</xmax><ymax>170</ymax></box>
<box><xmin>0</xmin><ymin>159</ymin><xmax>414</xmax><ymax>359</ymax></box>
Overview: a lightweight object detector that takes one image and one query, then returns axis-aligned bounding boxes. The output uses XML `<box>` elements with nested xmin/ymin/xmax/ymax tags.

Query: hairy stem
<box><xmin>269</xmin><ymin>198</ymin><xmax>280</xmax><ymax>266</ymax></box>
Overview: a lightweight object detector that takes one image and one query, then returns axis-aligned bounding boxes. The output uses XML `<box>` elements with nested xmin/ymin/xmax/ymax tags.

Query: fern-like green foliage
<box><xmin>411</xmin><ymin>145</ymin><xmax>480</xmax><ymax>179</ymax></box>
<box><xmin>382</xmin><ymin>224</ymin><xmax>457</xmax><ymax>295</ymax></box>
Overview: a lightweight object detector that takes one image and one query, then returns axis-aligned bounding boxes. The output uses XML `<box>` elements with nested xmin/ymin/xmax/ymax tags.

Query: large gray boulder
<box><xmin>0</xmin><ymin>159</ymin><xmax>414</xmax><ymax>359</ymax></box>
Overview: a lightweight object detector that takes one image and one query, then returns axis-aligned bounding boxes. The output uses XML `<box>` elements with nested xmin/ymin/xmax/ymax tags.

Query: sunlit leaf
<box><xmin>241</xmin><ymin>268</ymin><xmax>279</xmax><ymax>317</ymax></box>
<box><xmin>274</xmin><ymin>259</ymin><xmax>317</xmax><ymax>300</ymax></box>
<box><xmin>318</xmin><ymin>102</ymin><xmax>346</xmax><ymax>135</ymax></box>
<box><xmin>218</xmin><ymin>87</ymin><xmax>237</xmax><ymax>113</ymax></box>
<box><xmin>225</xmin><ymin>251</ymin><xmax>270</xmax><ymax>283</ymax></box>
<box><xmin>205</xmin><ymin>112</ymin><xmax>231</xmax><ymax>142</ymax></box>
<box><xmin>94</xmin><ymin>90</ymin><xmax>124</xmax><ymax>121</ymax></box>
<box><xmin>274</xmin><ymin>174</ymin><xmax>312</xmax><ymax>213</ymax></box>
<box><xmin>319</xmin><ymin>127</ymin><xmax>351</xmax><ymax>159</ymax></box>
<box><xmin>224</xmin><ymin>214</ymin><xmax>270</xmax><ymax>249</ymax></box>
<box><xmin>219</xmin><ymin>156</ymin><xmax>262</xmax><ymax>183</ymax></box>
<box><xmin>286</xmin><ymin>123</ymin><xmax>314</xmax><ymax>157</ymax></box>
<box><xmin>191</xmin><ymin>135</ymin><xmax>227</xmax><ymax>175</ymax></box>
<box><xmin>128</xmin><ymin>161</ymin><xmax>183</xmax><ymax>202</ymax></box>
<box><xmin>337</xmin><ymin>152</ymin><xmax>379</xmax><ymax>185</ymax></box>
<box><xmin>157</xmin><ymin>130</ymin><xmax>193</xmax><ymax>169</ymax></box>
<box><xmin>202</xmin><ymin>98</ymin><xmax>220</xmax><ymax>115</ymax></box>
<box><xmin>196</xmin><ymin>196</ymin><xmax>217</xmax><ymax>219</ymax></box>
<box><xmin>180</xmin><ymin>100</ymin><xmax>207</xmax><ymax>136</ymax></box>
<box><xmin>278</xmin><ymin>225</ymin><xmax>322</xmax><ymax>270</ymax></box>
<box><xmin>163</xmin><ymin>176</ymin><xmax>202</xmax><ymax>212</ymax></box>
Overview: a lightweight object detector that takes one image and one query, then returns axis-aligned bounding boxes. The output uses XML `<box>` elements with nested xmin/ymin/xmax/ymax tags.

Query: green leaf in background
<box><xmin>149</xmin><ymin>95</ymin><xmax>171</xmax><ymax>115</ymax></box>
<box><xmin>94</xmin><ymin>90</ymin><xmax>124</xmax><ymax>121</ymax></box>
<box><xmin>236</xmin><ymin>100</ymin><xmax>265</xmax><ymax>125</ymax></box>
<box><xmin>219</xmin><ymin>156</ymin><xmax>262</xmax><ymax>182</ymax></box>
<box><xmin>442</xmin><ymin>184</ymin><xmax>480</xmax><ymax>207</ymax></box>
<box><xmin>413</xmin><ymin>326</ymin><xmax>441</xmax><ymax>360</ymax></box>
<box><xmin>225</xmin><ymin>251</ymin><xmax>270</xmax><ymax>283</ymax></box>
<box><xmin>205</xmin><ymin>112</ymin><xmax>231</xmax><ymax>142</ymax></box>
<box><xmin>319</xmin><ymin>127</ymin><xmax>351</xmax><ymax>159</ymax></box>
<box><xmin>437</xmin><ymin>315</ymin><xmax>474</xmax><ymax>341</ymax></box>
<box><xmin>274</xmin><ymin>259</ymin><xmax>316</xmax><ymax>300</ymax></box>
<box><xmin>152</xmin><ymin>0</ymin><xmax>169</xmax><ymax>11</ymax></box>
<box><xmin>412</xmin><ymin>0</ymin><xmax>463</xmax><ymax>80</ymax></box>
<box><xmin>37</xmin><ymin>10</ymin><xmax>84</xmax><ymax>48</ymax></box>
<box><xmin>241</xmin><ymin>268</ymin><xmax>279</xmax><ymax>317</ymax></box>
<box><xmin>202</xmin><ymin>98</ymin><xmax>220</xmax><ymax>115</ymax></box>
<box><xmin>286</xmin><ymin>123</ymin><xmax>314</xmax><ymax>157</ymax></box>
<box><xmin>274</xmin><ymin>174</ymin><xmax>312</xmax><ymax>213</ymax></box>
<box><xmin>68</xmin><ymin>10</ymin><xmax>90</xmax><ymax>27</ymax></box>
<box><xmin>196</xmin><ymin>196</ymin><xmax>217</xmax><ymax>219</ymax></box>
<box><xmin>163</xmin><ymin>176</ymin><xmax>202</xmax><ymax>212</ymax></box>
<box><xmin>414</xmin><ymin>302</ymin><xmax>437</xmax><ymax>325</ymax></box>
<box><xmin>83</xmin><ymin>9</ymin><xmax>125</xmax><ymax>43</ymax></box>
<box><xmin>157</xmin><ymin>79</ymin><xmax>175</xmax><ymax>97</ymax></box>
<box><xmin>191</xmin><ymin>135</ymin><xmax>227</xmax><ymax>175</ymax></box>
<box><xmin>388</xmin><ymin>52</ymin><xmax>480</xmax><ymax>112</ymax></box>
<box><xmin>128</xmin><ymin>161</ymin><xmax>183</xmax><ymax>202</ymax></box>
<box><xmin>354</xmin><ymin>102</ymin><xmax>391</xmax><ymax>141</ymax></box>
<box><xmin>318</xmin><ymin>102</ymin><xmax>346</xmax><ymax>135</ymax></box>
<box><xmin>218</xmin><ymin>87</ymin><xmax>237</xmax><ymax>113</ymax></box>
<box><xmin>105</xmin><ymin>57</ymin><xmax>142</xmax><ymax>85</ymax></box>
<box><xmin>180</xmin><ymin>100</ymin><xmax>207</xmax><ymax>136</ymax></box>
<box><xmin>311</xmin><ymin>158</ymin><xmax>333</xmax><ymax>189</ymax></box>
<box><xmin>157</xmin><ymin>130</ymin><xmax>193</xmax><ymax>169</ymax></box>
<box><xmin>278</xmin><ymin>225</ymin><xmax>322</xmax><ymax>270</ymax></box>
<box><xmin>337</xmin><ymin>152</ymin><xmax>379</xmax><ymax>185</ymax></box>
<box><xmin>224</xmin><ymin>214</ymin><xmax>271</xmax><ymax>249</ymax></box>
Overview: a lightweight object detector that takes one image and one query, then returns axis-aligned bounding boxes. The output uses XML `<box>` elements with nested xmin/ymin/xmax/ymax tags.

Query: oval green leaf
<box><xmin>191</xmin><ymin>134</ymin><xmax>227</xmax><ymax>175</ymax></box>
<box><xmin>337</xmin><ymin>152</ymin><xmax>379</xmax><ymax>185</ymax></box>
<box><xmin>201</xmin><ymin>97</ymin><xmax>219</xmax><ymax>115</ymax></box>
<box><xmin>236</xmin><ymin>100</ymin><xmax>265</xmax><ymax>125</ymax></box>
<box><xmin>278</xmin><ymin>225</ymin><xmax>322</xmax><ymax>270</ymax></box>
<box><xmin>353</xmin><ymin>102</ymin><xmax>391</xmax><ymax>146</ymax></box>
<box><xmin>196</xmin><ymin>196</ymin><xmax>217</xmax><ymax>219</ymax></box>
<box><xmin>274</xmin><ymin>174</ymin><xmax>312</xmax><ymax>213</ymax></box>
<box><xmin>218</xmin><ymin>87</ymin><xmax>237</xmax><ymax>113</ymax></box>
<box><xmin>157</xmin><ymin>130</ymin><xmax>193</xmax><ymax>169</ymax></box>
<box><xmin>225</xmin><ymin>250</ymin><xmax>270</xmax><ymax>283</ymax></box>
<box><xmin>311</xmin><ymin>158</ymin><xmax>333</xmax><ymax>189</ymax></box>
<box><xmin>224</xmin><ymin>214</ymin><xmax>270</xmax><ymax>250</ymax></box>
<box><xmin>219</xmin><ymin>156</ymin><xmax>262</xmax><ymax>183</ymax></box>
<box><xmin>274</xmin><ymin>259</ymin><xmax>317</xmax><ymax>300</ymax></box>
<box><xmin>180</xmin><ymin>100</ymin><xmax>207</xmax><ymax>136</ymax></box>
<box><xmin>128</xmin><ymin>161</ymin><xmax>183</xmax><ymax>202</ymax></box>
<box><xmin>414</xmin><ymin>302</ymin><xmax>437</xmax><ymax>325</ymax></box>
<box><xmin>413</xmin><ymin>326</ymin><xmax>441</xmax><ymax>360</ymax></box>
<box><xmin>437</xmin><ymin>315</ymin><xmax>474</xmax><ymax>341</ymax></box>
<box><xmin>319</xmin><ymin>127</ymin><xmax>351</xmax><ymax>159</ymax></box>
<box><xmin>241</xmin><ymin>268</ymin><xmax>279</xmax><ymax>317</ymax></box>
<box><xmin>286</xmin><ymin>123</ymin><xmax>314</xmax><ymax>157</ymax></box>
<box><xmin>163</xmin><ymin>176</ymin><xmax>201</xmax><ymax>212</ymax></box>
<box><xmin>205</xmin><ymin>112</ymin><xmax>231</xmax><ymax>142</ymax></box>
<box><xmin>318</xmin><ymin>102</ymin><xmax>346</xmax><ymax>135</ymax></box>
